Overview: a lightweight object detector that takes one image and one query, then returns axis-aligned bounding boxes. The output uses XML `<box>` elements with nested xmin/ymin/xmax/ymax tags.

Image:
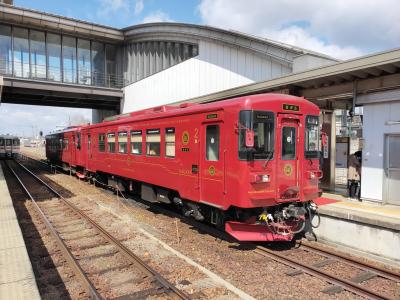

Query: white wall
<box><xmin>122</xmin><ymin>40</ymin><xmax>292</xmax><ymax>113</ymax></box>
<box><xmin>361</xmin><ymin>101</ymin><xmax>400</xmax><ymax>202</ymax></box>
<box><xmin>293</xmin><ymin>54</ymin><xmax>337</xmax><ymax>73</ymax></box>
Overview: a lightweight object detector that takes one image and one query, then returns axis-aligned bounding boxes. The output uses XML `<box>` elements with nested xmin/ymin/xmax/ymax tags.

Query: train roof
<box><xmin>45</xmin><ymin>126</ymin><xmax>85</xmax><ymax>137</ymax></box>
<box><xmin>0</xmin><ymin>134</ymin><xmax>19</xmax><ymax>139</ymax></box>
<box><xmin>91</xmin><ymin>93</ymin><xmax>319</xmax><ymax>129</ymax></box>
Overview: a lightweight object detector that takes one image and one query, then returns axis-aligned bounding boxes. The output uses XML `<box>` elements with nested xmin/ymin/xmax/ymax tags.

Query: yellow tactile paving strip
<box><xmin>0</xmin><ymin>164</ymin><xmax>40</xmax><ymax>300</ymax></box>
<box><xmin>330</xmin><ymin>201</ymin><xmax>400</xmax><ymax>218</ymax></box>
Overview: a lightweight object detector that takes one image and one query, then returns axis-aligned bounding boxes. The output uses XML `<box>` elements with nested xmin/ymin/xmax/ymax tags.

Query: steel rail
<box><xmin>297</xmin><ymin>240</ymin><xmax>400</xmax><ymax>282</ymax></box>
<box><xmin>5</xmin><ymin>160</ymin><xmax>102</xmax><ymax>300</ymax></box>
<box><xmin>14</xmin><ymin>159</ymin><xmax>189</xmax><ymax>300</ymax></box>
<box><xmin>20</xmin><ymin>155</ymin><xmax>400</xmax><ymax>299</ymax></box>
<box><xmin>255</xmin><ymin>245</ymin><xmax>393</xmax><ymax>300</ymax></box>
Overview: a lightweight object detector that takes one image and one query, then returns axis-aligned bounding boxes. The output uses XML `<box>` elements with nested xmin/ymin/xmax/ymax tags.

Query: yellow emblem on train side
<box><xmin>284</xmin><ymin>164</ymin><xmax>293</xmax><ymax>176</ymax></box>
<box><xmin>208</xmin><ymin>166</ymin><xmax>216</xmax><ymax>176</ymax></box>
<box><xmin>182</xmin><ymin>131</ymin><xmax>190</xmax><ymax>145</ymax></box>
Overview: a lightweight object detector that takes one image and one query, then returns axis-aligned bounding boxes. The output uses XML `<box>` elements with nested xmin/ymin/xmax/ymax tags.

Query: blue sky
<box><xmin>15</xmin><ymin>0</ymin><xmax>202</xmax><ymax>28</ymax></box>
<box><xmin>2</xmin><ymin>0</ymin><xmax>399</xmax><ymax>136</ymax></box>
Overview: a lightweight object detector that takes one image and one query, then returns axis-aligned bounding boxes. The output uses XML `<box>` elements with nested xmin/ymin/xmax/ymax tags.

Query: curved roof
<box><xmin>0</xmin><ymin>3</ymin><xmax>335</xmax><ymax>63</ymax></box>
<box><xmin>123</xmin><ymin>22</ymin><xmax>335</xmax><ymax>61</ymax></box>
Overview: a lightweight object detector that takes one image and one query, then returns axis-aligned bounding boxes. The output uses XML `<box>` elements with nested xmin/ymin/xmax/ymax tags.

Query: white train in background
<box><xmin>0</xmin><ymin>135</ymin><xmax>20</xmax><ymax>158</ymax></box>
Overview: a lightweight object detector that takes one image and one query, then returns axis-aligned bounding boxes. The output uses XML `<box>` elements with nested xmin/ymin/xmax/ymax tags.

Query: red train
<box><xmin>46</xmin><ymin>93</ymin><xmax>322</xmax><ymax>242</ymax></box>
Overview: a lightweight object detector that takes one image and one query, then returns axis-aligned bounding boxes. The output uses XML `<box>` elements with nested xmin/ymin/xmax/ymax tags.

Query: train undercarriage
<box><xmin>62</xmin><ymin>165</ymin><xmax>320</xmax><ymax>242</ymax></box>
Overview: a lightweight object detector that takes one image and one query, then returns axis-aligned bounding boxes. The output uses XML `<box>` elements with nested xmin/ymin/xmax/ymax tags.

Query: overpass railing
<box><xmin>0</xmin><ymin>59</ymin><xmax>127</xmax><ymax>89</ymax></box>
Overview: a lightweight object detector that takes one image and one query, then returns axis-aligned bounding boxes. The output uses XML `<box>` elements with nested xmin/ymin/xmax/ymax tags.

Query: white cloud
<box><xmin>97</xmin><ymin>0</ymin><xmax>144</xmax><ymax>19</ymax></box>
<box><xmin>0</xmin><ymin>104</ymin><xmax>92</xmax><ymax>137</ymax></box>
<box><xmin>142</xmin><ymin>10</ymin><xmax>173</xmax><ymax>23</ymax></box>
<box><xmin>261</xmin><ymin>26</ymin><xmax>363</xmax><ymax>60</ymax></box>
<box><xmin>198</xmin><ymin>0</ymin><xmax>400</xmax><ymax>59</ymax></box>
<box><xmin>134</xmin><ymin>0</ymin><xmax>144</xmax><ymax>16</ymax></box>
<box><xmin>98</xmin><ymin>0</ymin><xmax>129</xmax><ymax>14</ymax></box>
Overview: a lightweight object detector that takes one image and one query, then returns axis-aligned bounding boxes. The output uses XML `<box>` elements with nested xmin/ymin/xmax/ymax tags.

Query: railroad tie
<box><xmin>286</xmin><ymin>258</ymin><xmax>336</xmax><ymax>276</ymax></box>
<box><xmin>322</xmin><ymin>271</ymin><xmax>378</xmax><ymax>295</ymax></box>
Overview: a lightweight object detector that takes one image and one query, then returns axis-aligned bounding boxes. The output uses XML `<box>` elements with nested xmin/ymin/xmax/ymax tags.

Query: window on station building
<box><xmin>62</xmin><ymin>36</ymin><xmax>77</xmax><ymax>83</ymax></box>
<box><xmin>165</xmin><ymin>128</ymin><xmax>175</xmax><ymax>158</ymax></box>
<box><xmin>0</xmin><ymin>24</ymin><xmax>12</xmax><ymax>75</ymax></box>
<box><xmin>77</xmin><ymin>39</ymin><xmax>91</xmax><ymax>85</ymax></box>
<box><xmin>106</xmin><ymin>44</ymin><xmax>117</xmax><ymax>88</ymax></box>
<box><xmin>131</xmin><ymin>130</ymin><xmax>142</xmax><ymax>155</ymax></box>
<box><xmin>47</xmin><ymin>33</ymin><xmax>61</xmax><ymax>82</ymax></box>
<box><xmin>30</xmin><ymin>30</ymin><xmax>46</xmax><ymax>79</ymax></box>
<box><xmin>206</xmin><ymin>125</ymin><xmax>220</xmax><ymax>161</ymax></box>
<box><xmin>118</xmin><ymin>132</ymin><xmax>128</xmax><ymax>154</ymax></box>
<box><xmin>146</xmin><ymin>129</ymin><xmax>160</xmax><ymax>156</ymax></box>
<box><xmin>92</xmin><ymin>41</ymin><xmax>105</xmax><ymax>86</ymax></box>
<box><xmin>98</xmin><ymin>134</ymin><xmax>105</xmax><ymax>152</ymax></box>
<box><xmin>107</xmin><ymin>133</ymin><xmax>115</xmax><ymax>153</ymax></box>
<box><xmin>13</xmin><ymin>27</ymin><xmax>29</xmax><ymax>78</ymax></box>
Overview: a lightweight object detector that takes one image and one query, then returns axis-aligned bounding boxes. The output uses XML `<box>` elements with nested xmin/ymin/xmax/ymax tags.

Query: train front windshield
<box><xmin>305</xmin><ymin>116</ymin><xmax>319</xmax><ymax>159</ymax></box>
<box><xmin>238</xmin><ymin>110</ymin><xmax>275</xmax><ymax>160</ymax></box>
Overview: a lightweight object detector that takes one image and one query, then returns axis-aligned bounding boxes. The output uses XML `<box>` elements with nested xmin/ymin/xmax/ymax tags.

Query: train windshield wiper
<box><xmin>263</xmin><ymin>151</ymin><xmax>273</xmax><ymax>169</ymax></box>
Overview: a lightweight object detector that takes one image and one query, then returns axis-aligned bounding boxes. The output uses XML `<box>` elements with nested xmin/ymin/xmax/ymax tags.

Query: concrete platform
<box><xmin>313</xmin><ymin>193</ymin><xmax>400</xmax><ymax>263</ymax></box>
<box><xmin>0</xmin><ymin>164</ymin><xmax>40</xmax><ymax>300</ymax></box>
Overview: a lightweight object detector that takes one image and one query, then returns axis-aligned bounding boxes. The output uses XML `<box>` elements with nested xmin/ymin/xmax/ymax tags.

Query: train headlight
<box><xmin>252</xmin><ymin>174</ymin><xmax>271</xmax><ymax>183</ymax></box>
<box><xmin>307</xmin><ymin>170</ymin><xmax>322</xmax><ymax>179</ymax></box>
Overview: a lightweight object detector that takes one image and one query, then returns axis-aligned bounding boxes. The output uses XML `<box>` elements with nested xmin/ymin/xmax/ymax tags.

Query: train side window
<box><xmin>146</xmin><ymin>129</ymin><xmax>160</xmax><ymax>156</ymax></box>
<box><xmin>107</xmin><ymin>133</ymin><xmax>116</xmax><ymax>153</ymax></box>
<box><xmin>131</xmin><ymin>130</ymin><xmax>142</xmax><ymax>155</ymax></box>
<box><xmin>118</xmin><ymin>132</ymin><xmax>128</xmax><ymax>154</ymax></box>
<box><xmin>0</xmin><ymin>139</ymin><xmax>3</xmax><ymax>146</ymax></box>
<box><xmin>206</xmin><ymin>125</ymin><xmax>220</xmax><ymax>161</ymax></box>
<box><xmin>63</xmin><ymin>138</ymin><xmax>69</xmax><ymax>150</ymax></box>
<box><xmin>282</xmin><ymin>126</ymin><xmax>296</xmax><ymax>160</ymax></box>
<box><xmin>98</xmin><ymin>134</ymin><xmax>105</xmax><ymax>152</ymax></box>
<box><xmin>76</xmin><ymin>133</ymin><xmax>81</xmax><ymax>150</ymax></box>
<box><xmin>165</xmin><ymin>128</ymin><xmax>175</xmax><ymax>158</ymax></box>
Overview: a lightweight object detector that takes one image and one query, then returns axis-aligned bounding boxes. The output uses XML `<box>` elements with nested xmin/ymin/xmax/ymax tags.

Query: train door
<box><xmin>200</xmin><ymin>121</ymin><xmax>225</xmax><ymax>206</ymax></box>
<box><xmin>87</xmin><ymin>133</ymin><xmax>91</xmax><ymax>160</ymax></box>
<box><xmin>277</xmin><ymin>114</ymin><xmax>300</xmax><ymax>200</ymax></box>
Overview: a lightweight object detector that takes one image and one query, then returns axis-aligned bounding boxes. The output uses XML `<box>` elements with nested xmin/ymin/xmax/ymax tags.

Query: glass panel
<box><xmin>0</xmin><ymin>25</ymin><xmax>12</xmax><ymax>75</ymax></box>
<box><xmin>98</xmin><ymin>133</ymin><xmax>105</xmax><ymax>152</ymax></box>
<box><xmin>131</xmin><ymin>130</ymin><xmax>142</xmax><ymax>154</ymax></box>
<box><xmin>30</xmin><ymin>30</ymin><xmax>46</xmax><ymax>79</ymax></box>
<box><xmin>77</xmin><ymin>39</ymin><xmax>91</xmax><ymax>85</ymax></box>
<box><xmin>106</xmin><ymin>44</ymin><xmax>117</xmax><ymax>87</ymax></box>
<box><xmin>0</xmin><ymin>138</ymin><xmax>3</xmax><ymax>146</ymax></box>
<box><xmin>238</xmin><ymin>110</ymin><xmax>274</xmax><ymax>160</ymax></box>
<box><xmin>146</xmin><ymin>129</ymin><xmax>160</xmax><ymax>156</ymax></box>
<box><xmin>282</xmin><ymin>126</ymin><xmax>296</xmax><ymax>160</ymax></box>
<box><xmin>92</xmin><ymin>41</ymin><xmax>105</xmax><ymax>86</ymax></box>
<box><xmin>118</xmin><ymin>132</ymin><xmax>127</xmax><ymax>154</ymax></box>
<box><xmin>165</xmin><ymin>128</ymin><xmax>175</xmax><ymax>157</ymax></box>
<box><xmin>388</xmin><ymin>136</ymin><xmax>400</xmax><ymax>168</ymax></box>
<box><xmin>107</xmin><ymin>133</ymin><xmax>115</xmax><ymax>153</ymax></box>
<box><xmin>47</xmin><ymin>33</ymin><xmax>61</xmax><ymax>81</ymax></box>
<box><xmin>206</xmin><ymin>125</ymin><xmax>219</xmax><ymax>161</ymax></box>
<box><xmin>305</xmin><ymin>116</ymin><xmax>319</xmax><ymax>159</ymax></box>
<box><xmin>13</xmin><ymin>27</ymin><xmax>29</xmax><ymax>78</ymax></box>
<box><xmin>62</xmin><ymin>36</ymin><xmax>77</xmax><ymax>83</ymax></box>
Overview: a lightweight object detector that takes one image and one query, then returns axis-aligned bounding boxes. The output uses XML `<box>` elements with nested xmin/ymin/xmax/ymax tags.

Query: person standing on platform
<box><xmin>348</xmin><ymin>150</ymin><xmax>362</xmax><ymax>200</ymax></box>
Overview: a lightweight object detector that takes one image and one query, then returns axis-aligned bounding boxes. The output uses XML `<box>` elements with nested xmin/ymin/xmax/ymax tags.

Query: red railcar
<box><xmin>46</xmin><ymin>94</ymin><xmax>322</xmax><ymax>242</ymax></box>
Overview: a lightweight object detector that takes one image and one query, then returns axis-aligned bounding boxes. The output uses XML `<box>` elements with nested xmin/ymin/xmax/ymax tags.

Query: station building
<box><xmin>0</xmin><ymin>1</ymin><xmax>399</xmax><ymax>207</ymax></box>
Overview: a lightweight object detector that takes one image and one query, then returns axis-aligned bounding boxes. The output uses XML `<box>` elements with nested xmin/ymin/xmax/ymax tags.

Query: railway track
<box><xmin>5</xmin><ymin>159</ymin><xmax>189</xmax><ymax>300</ymax></box>
<box><xmin>17</xmin><ymin>155</ymin><xmax>400</xmax><ymax>299</ymax></box>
